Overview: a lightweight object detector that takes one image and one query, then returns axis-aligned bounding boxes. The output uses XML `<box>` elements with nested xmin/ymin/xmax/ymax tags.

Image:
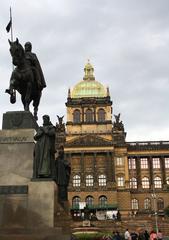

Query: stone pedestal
<box><xmin>2</xmin><ymin>111</ymin><xmax>38</xmax><ymax>130</ymax></box>
<box><xmin>0</xmin><ymin>128</ymin><xmax>35</xmax><ymax>183</ymax></box>
<box><xmin>0</xmin><ymin>125</ymin><xmax>35</xmax><ymax>228</ymax></box>
<box><xmin>0</xmin><ymin>112</ymin><xmax>70</xmax><ymax>238</ymax></box>
<box><xmin>28</xmin><ymin>181</ymin><xmax>57</xmax><ymax>228</ymax></box>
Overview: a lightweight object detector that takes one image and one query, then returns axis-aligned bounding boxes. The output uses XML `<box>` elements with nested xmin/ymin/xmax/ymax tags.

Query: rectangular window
<box><xmin>140</xmin><ymin>158</ymin><xmax>148</xmax><ymax>169</ymax></box>
<box><xmin>165</xmin><ymin>158</ymin><xmax>169</xmax><ymax>168</ymax></box>
<box><xmin>152</xmin><ymin>158</ymin><xmax>160</xmax><ymax>169</ymax></box>
<box><xmin>116</xmin><ymin>157</ymin><xmax>123</xmax><ymax>166</ymax></box>
<box><xmin>117</xmin><ymin>177</ymin><xmax>124</xmax><ymax>187</ymax></box>
<box><xmin>129</xmin><ymin>158</ymin><xmax>136</xmax><ymax>169</ymax></box>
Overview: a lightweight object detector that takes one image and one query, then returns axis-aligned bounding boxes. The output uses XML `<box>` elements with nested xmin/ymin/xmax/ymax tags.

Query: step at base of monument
<box><xmin>0</xmin><ymin>227</ymin><xmax>70</xmax><ymax>240</ymax></box>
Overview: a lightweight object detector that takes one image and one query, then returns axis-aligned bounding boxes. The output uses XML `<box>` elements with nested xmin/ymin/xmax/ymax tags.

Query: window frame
<box><xmin>152</xmin><ymin>158</ymin><xmax>160</xmax><ymax>169</ymax></box>
<box><xmin>73</xmin><ymin>109</ymin><xmax>81</xmax><ymax>123</ymax></box>
<box><xmin>142</xmin><ymin>177</ymin><xmax>150</xmax><ymax>189</ymax></box>
<box><xmin>73</xmin><ymin>175</ymin><xmax>81</xmax><ymax>187</ymax></box>
<box><xmin>98</xmin><ymin>108</ymin><xmax>106</xmax><ymax>122</ymax></box>
<box><xmin>140</xmin><ymin>158</ymin><xmax>148</xmax><ymax>169</ymax></box>
<box><xmin>86</xmin><ymin>175</ymin><xmax>94</xmax><ymax>187</ymax></box>
<box><xmin>98</xmin><ymin>174</ymin><xmax>107</xmax><ymax>186</ymax></box>
<box><xmin>86</xmin><ymin>109</ymin><xmax>94</xmax><ymax>123</ymax></box>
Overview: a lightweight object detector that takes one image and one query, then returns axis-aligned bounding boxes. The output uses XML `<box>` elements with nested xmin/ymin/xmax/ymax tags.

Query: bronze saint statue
<box><xmin>33</xmin><ymin>115</ymin><xmax>56</xmax><ymax>178</ymax></box>
<box><xmin>55</xmin><ymin>146</ymin><xmax>71</xmax><ymax>202</ymax></box>
<box><xmin>6</xmin><ymin>38</ymin><xmax>46</xmax><ymax>120</ymax></box>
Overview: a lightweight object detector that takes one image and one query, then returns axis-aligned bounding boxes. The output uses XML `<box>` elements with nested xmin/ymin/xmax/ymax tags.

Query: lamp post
<box><xmin>151</xmin><ymin>192</ymin><xmax>159</xmax><ymax>234</ymax></box>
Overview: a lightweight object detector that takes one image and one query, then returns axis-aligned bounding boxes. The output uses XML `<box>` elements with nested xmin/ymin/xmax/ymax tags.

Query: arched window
<box><xmin>154</xmin><ymin>177</ymin><xmax>162</xmax><ymax>188</ymax></box>
<box><xmin>72</xmin><ymin>196</ymin><xmax>80</xmax><ymax>208</ymax></box>
<box><xmin>86</xmin><ymin>195</ymin><xmax>94</xmax><ymax>206</ymax></box>
<box><xmin>117</xmin><ymin>176</ymin><xmax>124</xmax><ymax>187</ymax></box>
<box><xmin>73</xmin><ymin>109</ymin><xmax>81</xmax><ymax>123</ymax></box>
<box><xmin>144</xmin><ymin>198</ymin><xmax>151</xmax><ymax>210</ymax></box>
<box><xmin>99</xmin><ymin>196</ymin><xmax>107</xmax><ymax>207</ymax></box>
<box><xmin>142</xmin><ymin>177</ymin><xmax>150</xmax><ymax>189</ymax></box>
<box><xmin>166</xmin><ymin>177</ymin><xmax>169</xmax><ymax>185</ymax></box>
<box><xmin>131</xmin><ymin>199</ymin><xmax>139</xmax><ymax>210</ymax></box>
<box><xmin>98</xmin><ymin>109</ymin><xmax>105</xmax><ymax>122</ymax></box>
<box><xmin>73</xmin><ymin>175</ymin><xmax>81</xmax><ymax>187</ymax></box>
<box><xmin>98</xmin><ymin>175</ymin><xmax>106</xmax><ymax>186</ymax></box>
<box><xmin>86</xmin><ymin>175</ymin><xmax>94</xmax><ymax>186</ymax></box>
<box><xmin>86</xmin><ymin>109</ymin><xmax>94</xmax><ymax>123</ymax></box>
<box><xmin>157</xmin><ymin>198</ymin><xmax>164</xmax><ymax>210</ymax></box>
<box><xmin>129</xmin><ymin>178</ymin><xmax>137</xmax><ymax>189</ymax></box>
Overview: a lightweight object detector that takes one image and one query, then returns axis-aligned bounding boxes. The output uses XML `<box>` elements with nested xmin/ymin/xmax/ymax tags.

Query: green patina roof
<box><xmin>71</xmin><ymin>80</ymin><xmax>107</xmax><ymax>98</ymax></box>
<box><xmin>71</xmin><ymin>61</ymin><xmax>108</xmax><ymax>99</ymax></box>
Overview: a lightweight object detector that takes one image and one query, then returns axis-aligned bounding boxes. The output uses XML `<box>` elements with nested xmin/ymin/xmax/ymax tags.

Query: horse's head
<box><xmin>8</xmin><ymin>38</ymin><xmax>25</xmax><ymax>66</ymax></box>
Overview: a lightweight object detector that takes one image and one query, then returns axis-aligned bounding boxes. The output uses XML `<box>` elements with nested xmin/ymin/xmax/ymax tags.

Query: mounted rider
<box><xmin>5</xmin><ymin>38</ymin><xmax>45</xmax><ymax>119</ymax></box>
<box><xmin>24</xmin><ymin>41</ymin><xmax>46</xmax><ymax>90</ymax></box>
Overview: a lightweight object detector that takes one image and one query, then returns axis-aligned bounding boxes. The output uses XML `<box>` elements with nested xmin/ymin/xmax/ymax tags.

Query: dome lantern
<box><xmin>83</xmin><ymin>59</ymin><xmax>95</xmax><ymax>81</ymax></box>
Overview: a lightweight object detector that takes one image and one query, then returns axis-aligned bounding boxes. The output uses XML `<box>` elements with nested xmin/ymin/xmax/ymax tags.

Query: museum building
<box><xmin>64</xmin><ymin>61</ymin><xmax>169</xmax><ymax>220</ymax></box>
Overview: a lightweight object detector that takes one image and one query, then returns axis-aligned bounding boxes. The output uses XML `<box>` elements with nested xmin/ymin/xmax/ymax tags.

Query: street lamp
<box><xmin>151</xmin><ymin>192</ymin><xmax>159</xmax><ymax>234</ymax></box>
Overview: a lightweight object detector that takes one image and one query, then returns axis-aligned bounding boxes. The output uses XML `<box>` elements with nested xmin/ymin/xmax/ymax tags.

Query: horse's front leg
<box><xmin>33</xmin><ymin>91</ymin><xmax>42</xmax><ymax>121</ymax></box>
<box><xmin>24</xmin><ymin>81</ymin><xmax>32</xmax><ymax>111</ymax></box>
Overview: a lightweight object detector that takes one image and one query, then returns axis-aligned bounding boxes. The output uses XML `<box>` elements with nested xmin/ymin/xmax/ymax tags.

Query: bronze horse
<box><xmin>6</xmin><ymin>38</ymin><xmax>44</xmax><ymax>120</ymax></box>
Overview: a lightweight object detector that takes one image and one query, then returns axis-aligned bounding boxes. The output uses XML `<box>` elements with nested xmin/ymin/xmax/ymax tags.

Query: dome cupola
<box><xmin>71</xmin><ymin>60</ymin><xmax>107</xmax><ymax>98</ymax></box>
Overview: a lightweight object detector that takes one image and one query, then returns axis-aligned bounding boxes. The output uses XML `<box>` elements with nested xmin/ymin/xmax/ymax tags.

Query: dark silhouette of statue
<box><xmin>5</xmin><ymin>38</ymin><xmax>45</xmax><ymax>120</ymax></box>
<box><xmin>55</xmin><ymin>115</ymin><xmax>66</xmax><ymax>152</ymax></box>
<box><xmin>55</xmin><ymin>146</ymin><xmax>71</xmax><ymax>202</ymax></box>
<box><xmin>24</xmin><ymin>42</ymin><xmax>46</xmax><ymax>90</ymax></box>
<box><xmin>56</xmin><ymin>115</ymin><xmax>65</xmax><ymax>132</ymax></box>
<box><xmin>33</xmin><ymin>115</ymin><xmax>56</xmax><ymax>178</ymax></box>
<box><xmin>84</xmin><ymin>206</ymin><xmax>90</xmax><ymax>220</ymax></box>
<box><xmin>113</xmin><ymin>113</ymin><xmax>124</xmax><ymax>131</ymax></box>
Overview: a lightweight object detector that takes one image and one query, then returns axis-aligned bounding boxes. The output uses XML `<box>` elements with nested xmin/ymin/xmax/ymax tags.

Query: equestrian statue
<box><xmin>5</xmin><ymin>38</ymin><xmax>46</xmax><ymax>120</ymax></box>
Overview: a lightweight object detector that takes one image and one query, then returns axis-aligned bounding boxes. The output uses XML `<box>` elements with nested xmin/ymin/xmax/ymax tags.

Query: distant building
<box><xmin>65</xmin><ymin>61</ymin><xmax>169</xmax><ymax>220</ymax></box>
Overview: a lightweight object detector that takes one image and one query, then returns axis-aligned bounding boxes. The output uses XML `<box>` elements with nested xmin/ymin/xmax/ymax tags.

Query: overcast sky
<box><xmin>1</xmin><ymin>0</ymin><xmax>169</xmax><ymax>141</ymax></box>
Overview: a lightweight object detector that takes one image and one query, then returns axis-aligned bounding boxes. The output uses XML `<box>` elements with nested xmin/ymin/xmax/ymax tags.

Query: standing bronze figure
<box><xmin>55</xmin><ymin>146</ymin><xmax>71</xmax><ymax>202</ymax></box>
<box><xmin>33</xmin><ymin>115</ymin><xmax>56</xmax><ymax>179</ymax></box>
<box><xmin>6</xmin><ymin>38</ymin><xmax>46</xmax><ymax>120</ymax></box>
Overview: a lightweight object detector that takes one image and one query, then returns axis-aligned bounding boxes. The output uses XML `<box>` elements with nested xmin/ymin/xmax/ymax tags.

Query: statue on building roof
<box><xmin>113</xmin><ymin>113</ymin><xmax>124</xmax><ymax>131</ymax></box>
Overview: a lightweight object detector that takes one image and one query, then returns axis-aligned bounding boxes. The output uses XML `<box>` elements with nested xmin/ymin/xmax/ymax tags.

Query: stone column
<box><xmin>136</xmin><ymin>156</ymin><xmax>141</xmax><ymax>188</ymax></box>
<box><xmin>80</xmin><ymin>152</ymin><xmax>85</xmax><ymax>184</ymax></box>
<box><xmin>68</xmin><ymin>153</ymin><xmax>72</xmax><ymax>186</ymax></box>
<box><xmin>160</xmin><ymin>156</ymin><xmax>166</xmax><ymax>185</ymax></box>
<box><xmin>106</xmin><ymin>152</ymin><xmax>113</xmax><ymax>182</ymax></box>
<box><xmin>148</xmin><ymin>156</ymin><xmax>153</xmax><ymax>188</ymax></box>
<box><xmin>82</xmin><ymin>107</ymin><xmax>84</xmax><ymax>123</ymax></box>
<box><xmin>111</xmin><ymin>152</ymin><xmax>116</xmax><ymax>182</ymax></box>
<box><xmin>94</xmin><ymin>106</ymin><xmax>96</xmax><ymax>122</ymax></box>
<box><xmin>93</xmin><ymin>152</ymin><xmax>97</xmax><ymax>182</ymax></box>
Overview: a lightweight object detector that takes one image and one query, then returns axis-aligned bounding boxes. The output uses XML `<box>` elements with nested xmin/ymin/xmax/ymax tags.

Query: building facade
<box><xmin>65</xmin><ymin>61</ymin><xmax>169</xmax><ymax>220</ymax></box>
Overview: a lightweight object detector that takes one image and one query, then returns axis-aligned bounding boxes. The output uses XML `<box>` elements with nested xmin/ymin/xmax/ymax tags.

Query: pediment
<box><xmin>0</xmin><ymin>173</ymin><xmax>30</xmax><ymax>185</ymax></box>
<box><xmin>66</xmin><ymin>134</ymin><xmax>112</xmax><ymax>147</ymax></box>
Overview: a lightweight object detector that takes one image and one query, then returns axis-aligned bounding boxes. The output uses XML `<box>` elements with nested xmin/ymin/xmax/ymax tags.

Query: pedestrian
<box><xmin>125</xmin><ymin>229</ymin><xmax>131</xmax><ymax>240</ymax></box>
<box><xmin>150</xmin><ymin>230</ymin><xmax>157</xmax><ymax>240</ymax></box>
<box><xmin>144</xmin><ymin>230</ymin><xmax>149</xmax><ymax>240</ymax></box>
<box><xmin>157</xmin><ymin>230</ymin><xmax>163</xmax><ymax>240</ymax></box>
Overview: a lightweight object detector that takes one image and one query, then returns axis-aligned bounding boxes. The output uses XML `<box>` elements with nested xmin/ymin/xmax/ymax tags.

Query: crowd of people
<box><xmin>70</xmin><ymin>229</ymin><xmax>164</xmax><ymax>240</ymax></box>
<box><xmin>99</xmin><ymin>229</ymin><xmax>163</xmax><ymax>240</ymax></box>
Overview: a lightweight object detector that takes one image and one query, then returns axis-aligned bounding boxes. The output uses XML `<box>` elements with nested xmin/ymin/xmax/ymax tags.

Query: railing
<box><xmin>127</xmin><ymin>140</ymin><xmax>169</xmax><ymax>150</ymax></box>
<box><xmin>71</xmin><ymin>203</ymin><xmax>118</xmax><ymax>210</ymax></box>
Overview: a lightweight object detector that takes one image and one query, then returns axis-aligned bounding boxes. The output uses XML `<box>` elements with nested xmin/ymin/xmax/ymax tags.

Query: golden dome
<box><xmin>71</xmin><ymin>61</ymin><xmax>107</xmax><ymax>98</ymax></box>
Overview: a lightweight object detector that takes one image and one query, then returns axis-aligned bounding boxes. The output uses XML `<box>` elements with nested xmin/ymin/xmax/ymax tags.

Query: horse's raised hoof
<box><xmin>34</xmin><ymin>115</ymin><xmax>38</xmax><ymax>121</ymax></box>
<box><xmin>24</xmin><ymin>108</ymin><xmax>30</xmax><ymax>112</ymax></box>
